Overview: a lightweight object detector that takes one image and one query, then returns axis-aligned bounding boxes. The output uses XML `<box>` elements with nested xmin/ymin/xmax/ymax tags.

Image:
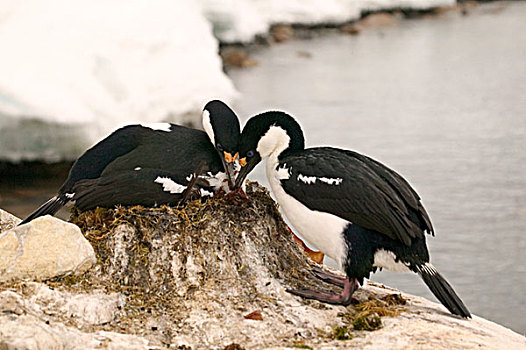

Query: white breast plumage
<box><xmin>266</xmin><ymin>155</ymin><xmax>348</xmax><ymax>268</ymax></box>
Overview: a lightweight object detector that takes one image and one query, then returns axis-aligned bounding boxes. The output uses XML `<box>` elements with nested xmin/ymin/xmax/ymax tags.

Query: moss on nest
<box><xmin>339</xmin><ymin>293</ymin><xmax>407</xmax><ymax>332</ymax></box>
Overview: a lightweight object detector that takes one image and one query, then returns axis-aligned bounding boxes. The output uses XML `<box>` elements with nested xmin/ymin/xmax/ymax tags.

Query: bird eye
<box><xmin>247</xmin><ymin>150</ymin><xmax>255</xmax><ymax>158</ymax></box>
<box><xmin>216</xmin><ymin>143</ymin><xmax>223</xmax><ymax>151</ymax></box>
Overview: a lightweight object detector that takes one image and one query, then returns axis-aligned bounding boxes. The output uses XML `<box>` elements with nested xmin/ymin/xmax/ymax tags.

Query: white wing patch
<box><xmin>207</xmin><ymin>171</ymin><xmax>230</xmax><ymax>193</ymax></box>
<box><xmin>154</xmin><ymin>176</ymin><xmax>186</xmax><ymax>194</ymax></box>
<box><xmin>188</xmin><ymin>171</ymin><xmax>230</xmax><ymax>194</ymax></box>
<box><xmin>297</xmin><ymin>174</ymin><xmax>316</xmax><ymax>184</ymax></box>
<box><xmin>297</xmin><ymin>174</ymin><xmax>342</xmax><ymax>186</ymax></box>
<box><xmin>373</xmin><ymin>249</ymin><xmax>411</xmax><ymax>272</ymax></box>
<box><xmin>157</xmin><ymin>173</ymin><xmax>220</xmax><ymax>198</ymax></box>
<box><xmin>65</xmin><ymin>193</ymin><xmax>75</xmax><ymax>199</ymax></box>
<box><xmin>134</xmin><ymin>167</ymin><xmax>141</xmax><ymax>171</ymax></box>
<box><xmin>140</xmin><ymin>123</ymin><xmax>171</xmax><ymax>132</ymax></box>
<box><xmin>200</xmin><ymin>189</ymin><xmax>214</xmax><ymax>197</ymax></box>
<box><xmin>319</xmin><ymin>177</ymin><xmax>343</xmax><ymax>185</ymax></box>
<box><xmin>276</xmin><ymin>164</ymin><xmax>291</xmax><ymax>180</ymax></box>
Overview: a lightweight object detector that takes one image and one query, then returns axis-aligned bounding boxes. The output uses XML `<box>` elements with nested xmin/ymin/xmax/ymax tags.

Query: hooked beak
<box><xmin>221</xmin><ymin>151</ymin><xmax>238</xmax><ymax>188</ymax></box>
<box><xmin>234</xmin><ymin>155</ymin><xmax>260</xmax><ymax>189</ymax></box>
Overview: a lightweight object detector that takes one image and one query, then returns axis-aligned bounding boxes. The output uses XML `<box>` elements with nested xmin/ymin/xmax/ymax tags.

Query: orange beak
<box><xmin>224</xmin><ymin>152</ymin><xmax>239</xmax><ymax>163</ymax></box>
<box><xmin>239</xmin><ymin>157</ymin><xmax>247</xmax><ymax>167</ymax></box>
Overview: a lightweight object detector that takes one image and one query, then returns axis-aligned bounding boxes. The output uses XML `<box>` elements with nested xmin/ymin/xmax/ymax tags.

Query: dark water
<box><xmin>228</xmin><ymin>2</ymin><xmax>526</xmax><ymax>333</ymax></box>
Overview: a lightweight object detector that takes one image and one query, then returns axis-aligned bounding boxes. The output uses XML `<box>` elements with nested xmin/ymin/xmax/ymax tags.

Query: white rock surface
<box><xmin>0</xmin><ymin>315</ymin><xmax>151</xmax><ymax>350</ymax></box>
<box><xmin>0</xmin><ymin>215</ymin><xmax>96</xmax><ymax>282</ymax></box>
<box><xmin>0</xmin><ymin>284</ymin><xmax>145</xmax><ymax>349</ymax></box>
<box><xmin>0</xmin><ymin>208</ymin><xmax>21</xmax><ymax>231</ymax></box>
<box><xmin>0</xmin><ymin>0</ymin><xmax>237</xmax><ymax>162</ymax></box>
<box><xmin>1</xmin><ymin>185</ymin><xmax>525</xmax><ymax>349</ymax></box>
<box><xmin>355</xmin><ymin>284</ymin><xmax>526</xmax><ymax>350</ymax></box>
<box><xmin>1</xmin><ymin>282</ymin><xmax>525</xmax><ymax>350</ymax></box>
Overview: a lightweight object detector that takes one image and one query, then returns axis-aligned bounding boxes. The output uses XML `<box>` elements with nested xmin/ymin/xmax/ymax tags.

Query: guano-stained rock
<box><xmin>1</xmin><ymin>184</ymin><xmax>525</xmax><ymax>349</ymax></box>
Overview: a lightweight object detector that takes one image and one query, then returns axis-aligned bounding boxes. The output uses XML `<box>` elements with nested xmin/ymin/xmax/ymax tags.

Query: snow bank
<box><xmin>0</xmin><ymin>0</ymin><xmax>454</xmax><ymax>162</ymax></box>
<box><xmin>201</xmin><ymin>0</ymin><xmax>456</xmax><ymax>43</ymax></box>
<box><xmin>0</xmin><ymin>0</ymin><xmax>237</xmax><ymax>162</ymax></box>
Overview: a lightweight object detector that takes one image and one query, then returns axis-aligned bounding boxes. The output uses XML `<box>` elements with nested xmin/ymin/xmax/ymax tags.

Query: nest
<box><xmin>28</xmin><ymin>182</ymin><xmax>406</xmax><ymax>349</ymax></box>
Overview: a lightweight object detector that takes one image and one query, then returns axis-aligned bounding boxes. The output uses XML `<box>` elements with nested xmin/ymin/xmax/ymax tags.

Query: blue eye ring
<box><xmin>216</xmin><ymin>143</ymin><xmax>223</xmax><ymax>151</ymax></box>
<box><xmin>247</xmin><ymin>150</ymin><xmax>255</xmax><ymax>158</ymax></box>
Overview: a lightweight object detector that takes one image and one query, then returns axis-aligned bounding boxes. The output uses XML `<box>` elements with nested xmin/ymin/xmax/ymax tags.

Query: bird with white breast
<box><xmin>234</xmin><ymin>110</ymin><xmax>470</xmax><ymax>318</ymax></box>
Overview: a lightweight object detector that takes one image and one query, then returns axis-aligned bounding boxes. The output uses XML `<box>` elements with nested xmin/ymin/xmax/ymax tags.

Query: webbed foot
<box><xmin>287</xmin><ymin>277</ymin><xmax>359</xmax><ymax>306</ymax></box>
<box><xmin>312</xmin><ymin>265</ymin><xmax>347</xmax><ymax>288</ymax></box>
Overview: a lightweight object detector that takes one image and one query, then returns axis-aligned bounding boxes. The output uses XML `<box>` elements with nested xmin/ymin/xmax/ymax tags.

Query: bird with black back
<box><xmin>19</xmin><ymin>100</ymin><xmax>240</xmax><ymax>225</ymax></box>
<box><xmin>234</xmin><ymin>110</ymin><xmax>471</xmax><ymax>318</ymax></box>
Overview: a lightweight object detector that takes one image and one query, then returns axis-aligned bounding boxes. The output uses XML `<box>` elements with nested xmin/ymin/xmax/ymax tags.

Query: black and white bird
<box><xmin>20</xmin><ymin>100</ymin><xmax>240</xmax><ymax>225</ymax></box>
<box><xmin>235</xmin><ymin>111</ymin><xmax>471</xmax><ymax>318</ymax></box>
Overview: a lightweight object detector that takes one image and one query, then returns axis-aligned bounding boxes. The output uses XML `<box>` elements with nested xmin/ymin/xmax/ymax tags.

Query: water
<box><xmin>228</xmin><ymin>2</ymin><xmax>526</xmax><ymax>333</ymax></box>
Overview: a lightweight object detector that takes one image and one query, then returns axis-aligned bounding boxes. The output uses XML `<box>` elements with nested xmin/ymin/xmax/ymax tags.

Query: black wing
<box><xmin>72</xmin><ymin>167</ymin><xmax>216</xmax><ymax>211</ymax></box>
<box><xmin>60</xmin><ymin>125</ymin><xmax>151</xmax><ymax>193</ymax></box>
<box><xmin>60</xmin><ymin>124</ymin><xmax>222</xmax><ymax>193</ymax></box>
<box><xmin>99</xmin><ymin>125</ymin><xmax>222</xmax><ymax>177</ymax></box>
<box><xmin>279</xmin><ymin>147</ymin><xmax>433</xmax><ymax>246</ymax></box>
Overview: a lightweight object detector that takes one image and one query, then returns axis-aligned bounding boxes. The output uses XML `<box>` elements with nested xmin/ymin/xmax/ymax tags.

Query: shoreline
<box><xmin>218</xmin><ymin>1</ymin><xmax>481</xmax><ymax>68</ymax></box>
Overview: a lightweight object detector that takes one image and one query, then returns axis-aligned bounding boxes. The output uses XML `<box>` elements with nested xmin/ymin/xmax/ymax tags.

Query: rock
<box><xmin>271</xmin><ymin>24</ymin><xmax>294</xmax><ymax>42</ymax></box>
<box><xmin>0</xmin><ymin>313</ymin><xmax>151</xmax><ymax>350</ymax></box>
<box><xmin>340</xmin><ymin>23</ymin><xmax>362</xmax><ymax>35</ymax></box>
<box><xmin>1</xmin><ymin>184</ymin><xmax>525</xmax><ymax>349</ymax></box>
<box><xmin>221</xmin><ymin>47</ymin><xmax>258</xmax><ymax>68</ymax></box>
<box><xmin>0</xmin><ymin>208</ymin><xmax>21</xmax><ymax>232</ymax></box>
<box><xmin>0</xmin><ymin>215</ymin><xmax>96</xmax><ymax>282</ymax></box>
<box><xmin>0</xmin><ymin>290</ymin><xmax>25</xmax><ymax>315</ymax></box>
<box><xmin>360</xmin><ymin>12</ymin><xmax>400</xmax><ymax>27</ymax></box>
<box><xmin>31</xmin><ymin>283</ymin><xmax>124</xmax><ymax>325</ymax></box>
<box><xmin>296</xmin><ymin>50</ymin><xmax>313</xmax><ymax>59</ymax></box>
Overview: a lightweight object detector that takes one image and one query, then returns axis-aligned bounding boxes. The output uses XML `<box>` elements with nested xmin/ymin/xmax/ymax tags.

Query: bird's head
<box><xmin>202</xmin><ymin>100</ymin><xmax>241</xmax><ymax>186</ymax></box>
<box><xmin>234</xmin><ymin>111</ymin><xmax>304</xmax><ymax>188</ymax></box>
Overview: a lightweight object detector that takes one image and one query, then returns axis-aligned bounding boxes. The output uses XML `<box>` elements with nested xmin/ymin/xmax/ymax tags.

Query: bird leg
<box><xmin>312</xmin><ymin>265</ymin><xmax>346</xmax><ymax>288</ymax></box>
<box><xmin>213</xmin><ymin>187</ymin><xmax>226</xmax><ymax>199</ymax></box>
<box><xmin>287</xmin><ymin>277</ymin><xmax>359</xmax><ymax>306</ymax></box>
<box><xmin>224</xmin><ymin>186</ymin><xmax>249</xmax><ymax>203</ymax></box>
<box><xmin>181</xmin><ymin>161</ymin><xmax>207</xmax><ymax>204</ymax></box>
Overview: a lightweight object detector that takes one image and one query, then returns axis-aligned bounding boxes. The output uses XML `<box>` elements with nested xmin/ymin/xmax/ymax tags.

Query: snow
<box><xmin>0</xmin><ymin>0</ymin><xmax>454</xmax><ymax>162</ymax></box>
<box><xmin>0</xmin><ymin>0</ymin><xmax>237</xmax><ymax>162</ymax></box>
<box><xmin>201</xmin><ymin>0</ymin><xmax>456</xmax><ymax>43</ymax></box>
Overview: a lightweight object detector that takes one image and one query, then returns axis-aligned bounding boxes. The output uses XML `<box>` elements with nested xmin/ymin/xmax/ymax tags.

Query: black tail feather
<box><xmin>417</xmin><ymin>263</ymin><xmax>471</xmax><ymax>318</ymax></box>
<box><xmin>19</xmin><ymin>195</ymin><xmax>68</xmax><ymax>225</ymax></box>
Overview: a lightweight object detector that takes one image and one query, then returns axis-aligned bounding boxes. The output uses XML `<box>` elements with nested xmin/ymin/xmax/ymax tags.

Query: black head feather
<box><xmin>203</xmin><ymin>100</ymin><xmax>241</xmax><ymax>155</ymax></box>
